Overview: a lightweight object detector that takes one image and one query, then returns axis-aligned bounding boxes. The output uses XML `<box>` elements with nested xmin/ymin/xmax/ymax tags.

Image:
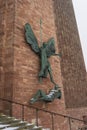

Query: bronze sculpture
<box><xmin>30</xmin><ymin>85</ymin><xmax>61</xmax><ymax>103</ymax></box>
<box><xmin>25</xmin><ymin>23</ymin><xmax>61</xmax><ymax>86</ymax></box>
<box><xmin>24</xmin><ymin>22</ymin><xmax>61</xmax><ymax>103</ymax></box>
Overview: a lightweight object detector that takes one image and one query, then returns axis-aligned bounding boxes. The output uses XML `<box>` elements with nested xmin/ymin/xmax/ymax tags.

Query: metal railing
<box><xmin>0</xmin><ymin>98</ymin><xmax>85</xmax><ymax>130</ymax></box>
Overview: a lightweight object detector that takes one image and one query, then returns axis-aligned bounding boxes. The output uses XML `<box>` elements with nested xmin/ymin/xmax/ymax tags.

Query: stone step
<box><xmin>30</xmin><ymin>126</ymin><xmax>42</xmax><ymax>130</ymax></box>
<box><xmin>0</xmin><ymin>114</ymin><xmax>43</xmax><ymax>130</ymax></box>
<box><xmin>16</xmin><ymin>123</ymin><xmax>35</xmax><ymax>130</ymax></box>
<box><xmin>0</xmin><ymin>115</ymin><xmax>15</xmax><ymax>123</ymax></box>
<box><xmin>0</xmin><ymin>119</ymin><xmax>21</xmax><ymax>125</ymax></box>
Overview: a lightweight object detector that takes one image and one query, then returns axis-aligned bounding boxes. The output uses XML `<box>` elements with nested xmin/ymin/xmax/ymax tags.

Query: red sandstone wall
<box><xmin>53</xmin><ymin>0</ymin><xmax>87</xmax><ymax>129</ymax></box>
<box><xmin>0</xmin><ymin>0</ymin><xmax>5</xmax><ymax>112</ymax></box>
<box><xmin>13</xmin><ymin>0</ymin><xmax>65</xmax><ymax>109</ymax></box>
<box><xmin>66</xmin><ymin>108</ymin><xmax>87</xmax><ymax>130</ymax></box>
<box><xmin>53</xmin><ymin>0</ymin><xmax>87</xmax><ymax>108</ymax></box>
<box><xmin>12</xmin><ymin>0</ymin><xmax>66</xmax><ymax>129</ymax></box>
<box><xmin>0</xmin><ymin>0</ymin><xmax>87</xmax><ymax>130</ymax></box>
<box><xmin>0</xmin><ymin>0</ymin><xmax>15</xmax><ymax>114</ymax></box>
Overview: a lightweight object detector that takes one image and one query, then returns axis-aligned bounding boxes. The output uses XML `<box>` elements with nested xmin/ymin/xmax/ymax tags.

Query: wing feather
<box><xmin>25</xmin><ymin>23</ymin><xmax>40</xmax><ymax>53</ymax></box>
<box><xmin>45</xmin><ymin>38</ymin><xmax>56</xmax><ymax>57</ymax></box>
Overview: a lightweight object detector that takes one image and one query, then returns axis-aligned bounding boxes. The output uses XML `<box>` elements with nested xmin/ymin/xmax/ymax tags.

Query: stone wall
<box><xmin>12</xmin><ymin>0</ymin><xmax>65</xmax><ymax>129</ymax></box>
<box><xmin>0</xmin><ymin>0</ymin><xmax>87</xmax><ymax>130</ymax></box>
<box><xmin>13</xmin><ymin>0</ymin><xmax>65</xmax><ymax>109</ymax></box>
<box><xmin>0</xmin><ymin>0</ymin><xmax>15</xmax><ymax>113</ymax></box>
<box><xmin>53</xmin><ymin>0</ymin><xmax>87</xmax><ymax>108</ymax></box>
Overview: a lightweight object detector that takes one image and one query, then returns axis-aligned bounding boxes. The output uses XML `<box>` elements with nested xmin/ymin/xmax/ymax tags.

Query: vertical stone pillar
<box><xmin>0</xmin><ymin>0</ymin><xmax>15</xmax><ymax>114</ymax></box>
<box><xmin>53</xmin><ymin>0</ymin><xmax>87</xmax><ymax>108</ymax></box>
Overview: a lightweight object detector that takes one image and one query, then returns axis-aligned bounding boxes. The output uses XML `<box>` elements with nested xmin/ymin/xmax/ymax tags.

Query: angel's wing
<box><xmin>25</xmin><ymin>23</ymin><xmax>40</xmax><ymax>54</ymax></box>
<box><xmin>45</xmin><ymin>38</ymin><xmax>56</xmax><ymax>57</ymax></box>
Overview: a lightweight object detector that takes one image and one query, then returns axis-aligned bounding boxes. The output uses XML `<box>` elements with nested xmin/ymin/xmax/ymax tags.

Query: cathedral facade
<box><xmin>0</xmin><ymin>0</ymin><xmax>87</xmax><ymax>129</ymax></box>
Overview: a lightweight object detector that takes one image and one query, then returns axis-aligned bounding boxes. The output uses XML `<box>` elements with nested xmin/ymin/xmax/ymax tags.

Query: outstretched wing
<box><xmin>45</xmin><ymin>37</ymin><xmax>56</xmax><ymax>57</ymax></box>
<box><xmin>25</xmin><ymin>23</ymin><xmax>40</xmax><ymax>54</ymax></box>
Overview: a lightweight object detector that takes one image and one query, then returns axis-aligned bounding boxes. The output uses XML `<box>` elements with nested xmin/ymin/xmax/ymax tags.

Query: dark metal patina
<box><xmin>25</xmin><ymin>23</ymin><xmax>61</xmax><ymax>103</ymax></box>
<box><xmin>25</xmin><ymin>23</ymin><xmax>61</xmax><ymax>85</ymax></box>
<box><xmin>30</xmin><ymin>85</ymin><xmax>61</xmax><ymax>103</ymax></box>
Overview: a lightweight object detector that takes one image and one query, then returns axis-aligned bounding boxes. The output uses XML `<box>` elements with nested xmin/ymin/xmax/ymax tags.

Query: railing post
<box><xmin>10</xmin><ymin>102</ymin><xmax>12</xmax><ymax>117</ymax></box>
<box><xmin>68</xmin><ymin>117</ymin><xmax>72</xmax><ymax>130</ymax></box>
<box><xmin>36</xmin><ymin>108</ymin><xmax>39</xmax><ymax>126</ymax></box>
<box><xmin>51</xmin><ymin>113</ymin><xmax>54</xmax><ymax>130</ymax></box>
<box><xmin>22</xmin><ymin>105</ymin><xmax>24</xmax><ymax>121</ymax></box>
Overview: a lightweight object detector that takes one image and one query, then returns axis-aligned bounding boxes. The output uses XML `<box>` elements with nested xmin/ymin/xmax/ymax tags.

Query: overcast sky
<box><xmin>72</xmin><ymin>0</ymin><xmax>87</xmax><ymax>71</ymax></box>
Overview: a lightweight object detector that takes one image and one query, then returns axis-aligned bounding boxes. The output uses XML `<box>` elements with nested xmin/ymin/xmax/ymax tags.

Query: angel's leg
<box><xmin>39</xmin><ymin>48</ymin><xmax>48</xmax><ymax>82</ymax></box>
<box><xmin>48</xmin><ymin>65</ymin><xmax>56</xmax><ymax>86</ymax></box>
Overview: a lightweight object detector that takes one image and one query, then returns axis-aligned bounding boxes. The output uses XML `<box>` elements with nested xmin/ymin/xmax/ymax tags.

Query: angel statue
<box><xmin>25</xmin><ymin>23</ymin><xmax>61</xmax><ymax>86</ymax></box>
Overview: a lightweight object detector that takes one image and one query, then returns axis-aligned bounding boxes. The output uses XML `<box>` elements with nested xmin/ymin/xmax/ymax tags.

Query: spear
<box><xmin>39</xmin><ymin>18</ymin><xmax>43</xmax><ymax>83</ymax></box>
<box><xmin>40</xmin><ymin>18</ymin><xmax>43</xmax><ymax>46</ymax></box>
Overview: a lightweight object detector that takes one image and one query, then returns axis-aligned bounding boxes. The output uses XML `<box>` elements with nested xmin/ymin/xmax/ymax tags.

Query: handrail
<box><xmin>0</xmin><ymin>97</ymin><xmax>84</xmax><ymax>122</ymax></box>
<box><xmin>0</xmin><ymin>97</ymin><xmax>85</xmax><ymax>130</ymax></box>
